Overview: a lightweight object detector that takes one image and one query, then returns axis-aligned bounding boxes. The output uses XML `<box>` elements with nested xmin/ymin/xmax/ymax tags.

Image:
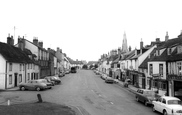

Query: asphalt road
<box><xmin>0</xmin><ymin>70</ymin><xmax>160</xmax><ymax>115</ymax></box>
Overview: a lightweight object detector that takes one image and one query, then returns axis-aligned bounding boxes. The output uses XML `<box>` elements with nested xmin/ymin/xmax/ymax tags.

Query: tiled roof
<box><xmin>0</xmin><ymin>42</ymin><xmax>33</xmax><ymax>63</ymax></box>
<box><xmin>139</xmin><ymin>49</ymin><xmax>156</xmax><ymax>69</ymax></box>
<box><xmin>158</xmin><ymin>38</ymin><xmax>182</xmax><ymax>49</ymax></box>
<box><xmin>87</xmin><ymin>61</ymin><xmax>98</xmax><ymax>65</ymax></box>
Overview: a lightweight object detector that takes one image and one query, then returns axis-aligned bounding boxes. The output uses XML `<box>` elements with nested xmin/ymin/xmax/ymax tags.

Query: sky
<box><xmin>0</xmin><ymin>0</ymin><xmax>182</xmax><ymax>62</ymax></box>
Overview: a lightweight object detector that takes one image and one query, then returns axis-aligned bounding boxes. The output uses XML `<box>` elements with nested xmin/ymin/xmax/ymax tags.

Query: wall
<box><xmin>24</xmin><ymin>40</ymin><xmax>39</xmax><ymax>60</ymax></box>
<box><xmin>0</xmin><ymin>54</ymin><xmax>6</xmax><ymax>89</ymax></box>
<box><xmin>148</xmin><ymin>61</ymin><xmax>166</xmax><ymax>79</ymax></box>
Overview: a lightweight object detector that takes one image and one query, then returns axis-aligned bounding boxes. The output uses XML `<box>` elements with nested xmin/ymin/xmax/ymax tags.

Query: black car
<box><xmin>71</xmin><ymin>67</ymin><xmax>77</xmax><ymax>73</ymax></box>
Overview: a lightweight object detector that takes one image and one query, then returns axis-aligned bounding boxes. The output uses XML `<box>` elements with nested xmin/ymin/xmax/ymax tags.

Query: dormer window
<box><xmin>168</xmin><ymin>48</ymin><xmax>172</xmax><ymax>55</ymax></box>
<box><xmin>156</xmin><ymin>50</ymin><xmax>160</xmax><ymax>56</ymax></box>
<box><xmin>177</xmin><ymin>46</ymin><xmax>182</xmax><ymax>54</ymax></box>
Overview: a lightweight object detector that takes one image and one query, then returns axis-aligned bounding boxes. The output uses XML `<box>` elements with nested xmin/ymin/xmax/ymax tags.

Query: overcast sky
<box><xmin>0</xmin><ymin>0</ymin><xmax>182</xmax><ymax>62</ymax></box>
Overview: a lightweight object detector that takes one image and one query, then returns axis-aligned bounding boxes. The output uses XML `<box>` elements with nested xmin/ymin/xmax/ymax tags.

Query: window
<box><xmin>9</xmin><ymin>75</ymin><xmax>12</xmax><ymax>84</ymax></box>
<box><xmin>28</xmin><ymin>73</ymin><xmax>30</xmax><ymax>81</ymax></box>
<box><xmin>177</xmin><ymin>62</ymin><xmax>182</xmax><ymax>75</ymax></box>
<box><xmin>30</xmin><ymin>64</ymin><xmax>32</xmax><ymax>69</ymax></box>
<box><xmin>33</xmin><ymin>64</ymin><xmax>35</xmax><ymax>70</ymax></box>
<box><xmin>159</xmin><ymin>64</ymin><xmax>163</xmax><ymax>76</ymax></box>
<box><xmin>19</xmin><ymin>74</ymin><xmax>22</xmax><ymax>83</ymax></box>
<box><xmin>9</xmin><ymin>63</ymin><xmax>12</xmax><ymax>71</ymax></box>
<box><xmin>163</xmin><ymin>83</ymin><xmax>167</xmax><ymax>90</ymax></box>
<box><xmin>168</xmin><ymin>48</ymin><xmax>172</xmax><ymax>55</ymax></box>
<box><xmin>28</xmin><ymin>64</ymin><xmax>30</xmax><ymax>69</ymax></box>
<box><xmin>177</xmin><ymin>46</ymin><xmax>182</xmax><ymax>54</ymax></box>
<box><xmin>20</xmin><ymin>64</ymin><xmax>22</xmax><ymax>71</ymax></box>
<box><xmin>23</xmin><ymin>64</ymin><xmax>25</xmax><ymax>71</ymax></box>
<box><xmin>149</xmin><ymin>64</ymin><xmax>153</xmax><ymax>75</ymax></box>
<box><xmin>162</xmin><ymin>99</ymin><xmax>166</xmax><ymax>104</ymax></box>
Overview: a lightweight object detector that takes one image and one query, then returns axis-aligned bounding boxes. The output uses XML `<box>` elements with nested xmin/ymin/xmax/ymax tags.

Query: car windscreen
<box><xmin>144</xmin><ymin>91</ymin><xmax>155</xmax><ymax>95</ymax></box>
<box><xmin>168</xmin><ymin>100</ymin><xmax>181</xmax><ymax>105</ymax></box>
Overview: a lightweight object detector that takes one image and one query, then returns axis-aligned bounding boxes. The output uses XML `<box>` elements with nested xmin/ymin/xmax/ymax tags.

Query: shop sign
<box><xmin>168</xmin><ymin>75</ymin><xmax>182</xmax><ymax>80</ymax></box>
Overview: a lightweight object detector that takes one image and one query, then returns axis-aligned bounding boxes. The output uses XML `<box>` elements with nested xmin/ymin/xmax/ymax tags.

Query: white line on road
<box><xmin>110</xmin><ymin>102</ymin><xmax>114</xmax><ymax>104</ymax></box>
<box><xmin>75</xmin><ymin>106</ymin><xmax>84</xmax><ymax>115</ymax></box>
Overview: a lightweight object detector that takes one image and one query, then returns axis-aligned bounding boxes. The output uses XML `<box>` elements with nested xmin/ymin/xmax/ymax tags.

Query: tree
<box><xmin>82</xmin><ymin>64</ymin><xmax>88</xmax><ymax>69</ymax></box>
<box><xmin>94</xmin><ymin>64</ymin><xmax>98</xmax><ymax>68</ymax></box>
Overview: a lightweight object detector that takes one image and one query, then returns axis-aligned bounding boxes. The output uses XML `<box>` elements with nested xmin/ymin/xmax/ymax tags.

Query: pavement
<box><xmin>116</xmin><ymin>80</ymin><xmax>138</xmax><ymax>94</ymax></box>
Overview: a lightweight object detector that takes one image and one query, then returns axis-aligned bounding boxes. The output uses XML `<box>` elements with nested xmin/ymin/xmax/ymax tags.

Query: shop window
<box><xmin>9</xmin><ymin>75</ymin><xmax>12</xmax><ymax>84</ymax></box>
<box><xmin>162</xmin><ymin>83</ymin><xmax>167</xmax><ymax>90</ymax></box>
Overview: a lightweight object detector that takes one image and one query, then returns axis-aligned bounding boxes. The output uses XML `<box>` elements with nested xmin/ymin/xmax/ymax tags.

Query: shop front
<box><xmin>168</xmin><ymin>75</ymin><xmax>182</xmax><ymax>100</ymax></box>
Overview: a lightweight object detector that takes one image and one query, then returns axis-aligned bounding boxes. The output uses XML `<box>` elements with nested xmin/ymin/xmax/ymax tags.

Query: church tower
<box><xmin>122</xmin><ymin>32</ymin><xmax>128</xmax><ymax>53</ymax></box>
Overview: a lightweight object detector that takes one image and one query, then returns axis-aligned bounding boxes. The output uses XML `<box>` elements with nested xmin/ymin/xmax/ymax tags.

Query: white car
<box><xmin>152</xmin><ymin>96</ymin><xmax>182</xmax><ymax>115</ymax></box>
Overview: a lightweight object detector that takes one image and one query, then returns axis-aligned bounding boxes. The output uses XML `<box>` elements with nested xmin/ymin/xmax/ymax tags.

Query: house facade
<box><xmin>0</xmin><ymin>35</ymin><xmax>39</xmax><ymax>89</ymax></box>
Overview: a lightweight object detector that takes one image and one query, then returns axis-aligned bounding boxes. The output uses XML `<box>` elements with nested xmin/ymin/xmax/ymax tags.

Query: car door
<box><xmin>154</xmin><ymin>97</ymin><xmax>162</xmax><ymax>112</ymax></box>
<box><xmin>26</xmin><ymin>81</ymin><xmax>33</xmax><ymax>90</ymax></box>
<box><xmin>157</xmin><ymin>98</ymin><xmax>165</xmax><ymax>113</ymax></box>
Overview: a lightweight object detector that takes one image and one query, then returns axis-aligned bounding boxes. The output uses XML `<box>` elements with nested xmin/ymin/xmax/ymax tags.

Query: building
<box><xmin>0</xmin><ymin>35</ymin><xmax>39</xmax><ymax>89</ymax></box>
<box><xmin>15</xmin><ymin>37</ymin><xmax>50</xmax><ymax>78</ymax></box>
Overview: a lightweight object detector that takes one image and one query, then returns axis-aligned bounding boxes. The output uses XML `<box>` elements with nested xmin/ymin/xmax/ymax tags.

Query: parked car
<box><xmin>65</xmin><ymin>69</ymin><xmax>70</xmax><ymax>74</ymax></box>
<box><xmin>50</xmin><ymin>76</ymin><xmax>61</xmax><ymax>85</ymax></box>
<box><xmin>105</xmin><ymin>76</ymin><xmax>114</xmax><ymax>83</ymax></box>
<box><xmin>136</xmin><ymin>89</ymin><xmax>159</xmax><ymax>106</ymax></box>
<box><xmin>19</xmin><ymin>80</ymin><xmax>51</xmax><ymax>91</ymax></box>
<box><xmin>44</xmin><ymin>77</ymin><xmax>55</xmax><ymax>86</ymax></box>
<box><xmin>71</xmin><ymin>67</ymin><xmax>77</xmax><ymax>73</ymax></box>
<box><xmin>37</xmin><ymin>79</ymin><xmax>53</xmax><ymax>87</ymax></box>
<box><xmin>100</xmin><ymin>74</ymin><xmax>107</xmax><ymax>80</ymax></box>
<box><xmin>59</xmin><ymin>72</ymin><xmax>65</xmax><ymax>77</ymax></box>
<box><xmin>152</xmin><ymin>96</ymin><xmax>182</xmax><ymax>115</ymax></box>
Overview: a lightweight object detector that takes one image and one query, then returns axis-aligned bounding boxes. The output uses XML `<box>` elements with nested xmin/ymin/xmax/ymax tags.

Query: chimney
<box><xmin>7</xmin><ymin>34</ymin><xmax>12</xmax><ymax>45</ymax></box>
<box><xmin>165</xmin><ymin>31</ymin><xmax>169</xmax><ymax>41</ymax></box>
<box><xmin>38</xmin><ymin>41</ymin><xmax>43</xmax><ymax>48</ymax></box>
<box><xmin>33</xmin><ymin>37</ymin><xmax>38</xmax><ymax>46</ymax></box>
<box><xmin>129</xmin><ymin>46</ymin><xmax>131</xmax><ymax>51</ymax></box>
<box><xmin>60</xmin><ymin>49</ymin><xmax>62</xmax><ymax>53</ymax></box>
<box><xmin>18</xmin><ymin>37</ymin><xmax>25</xmax><ymax>50</ymax></box>
<box><xmin>57</xmin><ymin>47</ymin><xmax>60</xmax><ymax>52</ymax></box>
<box><xmin>140</xmin><ymin>38</ymin><xmax>143</xmax><ymax>49</ymax></box>
<box><xmin>156</xmin><ymin>38</ymin><xmax>160</xmax><ymax>42</ymax></box>
<box><xmin>118</xmin><ymin>47</ymin><xmax>121</xmax><ymax>55</ymax></box>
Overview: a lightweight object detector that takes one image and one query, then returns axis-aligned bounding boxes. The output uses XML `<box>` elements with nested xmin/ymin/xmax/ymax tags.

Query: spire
<box><xmin>122</xmin><ymin>31</ymin><xmax>128</xmax><ymax>53</ymax></box>
<box><xmin>165</xmin><ymin>31</ymin><xmax>169</xmax><ymax>41</ymax></box>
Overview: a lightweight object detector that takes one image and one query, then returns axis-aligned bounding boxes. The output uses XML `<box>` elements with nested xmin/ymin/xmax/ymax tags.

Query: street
<box><xmin>0</xmin><ymin>70</ymin><xmax>160</xmax><ymax>115</ymax></box>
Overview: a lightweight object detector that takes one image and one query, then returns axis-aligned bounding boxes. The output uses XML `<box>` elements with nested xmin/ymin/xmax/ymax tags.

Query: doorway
<box><xmin>14</xmin><ymin>73</ymin><xmax>18</xmax><ymax>87</ymax></box>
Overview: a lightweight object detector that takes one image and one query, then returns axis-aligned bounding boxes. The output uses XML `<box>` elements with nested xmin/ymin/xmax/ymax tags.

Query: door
<box><xmin>14</xmin><ymin>73</ymin><xmax>18</xmax><ymax>87</ymax></box>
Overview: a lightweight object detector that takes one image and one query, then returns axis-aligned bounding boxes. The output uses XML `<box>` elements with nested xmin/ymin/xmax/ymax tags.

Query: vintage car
<box><xmin>19</xmin><ymin>80</ymin><xmax>51</xmax><ymax>91</ymax></box>
<box><xmin>152</xmin><ymin>96</ymin><xmax>182</xmax><ymax>115</ymax></box>
<box><xmin>101</xmin><ymin>74</ymin><xmax>107</xmax><ymax>80</ymax></box>
<box><xmin>50</xmin><ymin>76</ymin><xmax>62</xmax><ymax>85</ymax></box>
<box><xmin>105</xmin><ymin>76</ymin><xmax>114</xmax><ymax>83</ymax></box>
<box><xmin>37</xmin><ymin>79</ymin><xmax>53</xmax><ymax>87</ymax></box>
<box><xmin>44</xmin><ymin>77</ymin><xmax>55</xmax><ymax>86</ymax></box>
<box><xmin>136</xmin><ymin>89</ymin><xmax>159</xmax><ymax>106</ymax></box>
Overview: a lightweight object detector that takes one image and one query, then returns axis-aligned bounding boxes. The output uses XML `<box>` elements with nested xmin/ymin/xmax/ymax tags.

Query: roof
<box><xmin>87</xmin><ymin>61</ymin><xmax>98</xmax><ymax>65</ymax></box>
<box><xmin>0</xmin><ymin>42</ymin><xmax>33</xmax><ymax>63</ymax></box>
<box><xmin>107</xmin><ymin>54</ymin><xmax>118</xmax><ymax>62</ymax></box>
<box><xmin>139</xmin><ymin>49</ymin><xmax>156</xmax><ymax>69</ymax></box>
<box><xmin>158</xmin><ymin>37</ymin><xmax>182</xmax><ymax>49</ymax></box>
<box><xmin>161</xmin><ymin>96</ymin><xmax>180</xmax><ymax>101</ymax></box>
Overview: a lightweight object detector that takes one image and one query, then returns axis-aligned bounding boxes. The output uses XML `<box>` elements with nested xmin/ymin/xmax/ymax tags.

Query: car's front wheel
<box><xmin>163</xmin><ymin>110</ymin><xmax>167</xmax><ymax>115</ymax></box>
<box><xmin>144</xmin><ymin>101</ymin><xmax>148</xmax><ymax>106</ymax></box>
<box><xmin>20</xmin><ymin>86</ymin><xmax>25</xmax><ymax>91</ymax></box>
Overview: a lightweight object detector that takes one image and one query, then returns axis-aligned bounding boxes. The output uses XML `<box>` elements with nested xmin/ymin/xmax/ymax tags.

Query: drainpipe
<box><xmin>5</xmin><ymin>61</ymin><xmax>7</xmax><ymax>89</ymax></box>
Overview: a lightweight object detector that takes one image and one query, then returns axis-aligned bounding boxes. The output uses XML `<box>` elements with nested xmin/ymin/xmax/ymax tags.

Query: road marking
<box><xmin>75</xmin><ymin>106</ymin><xmax>84</xmax><ymax>115</ymax></box>
<box><xmin>110</xmin><ymin>102</ymin><xmax>114</xmax><ymax>104</ymax></box>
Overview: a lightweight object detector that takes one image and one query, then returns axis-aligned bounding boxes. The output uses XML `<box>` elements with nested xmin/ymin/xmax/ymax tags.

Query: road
<box><xmin>0</xmin><ymin>70</ymin><xmax>160</xmax><ymax>115</ymax></box>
